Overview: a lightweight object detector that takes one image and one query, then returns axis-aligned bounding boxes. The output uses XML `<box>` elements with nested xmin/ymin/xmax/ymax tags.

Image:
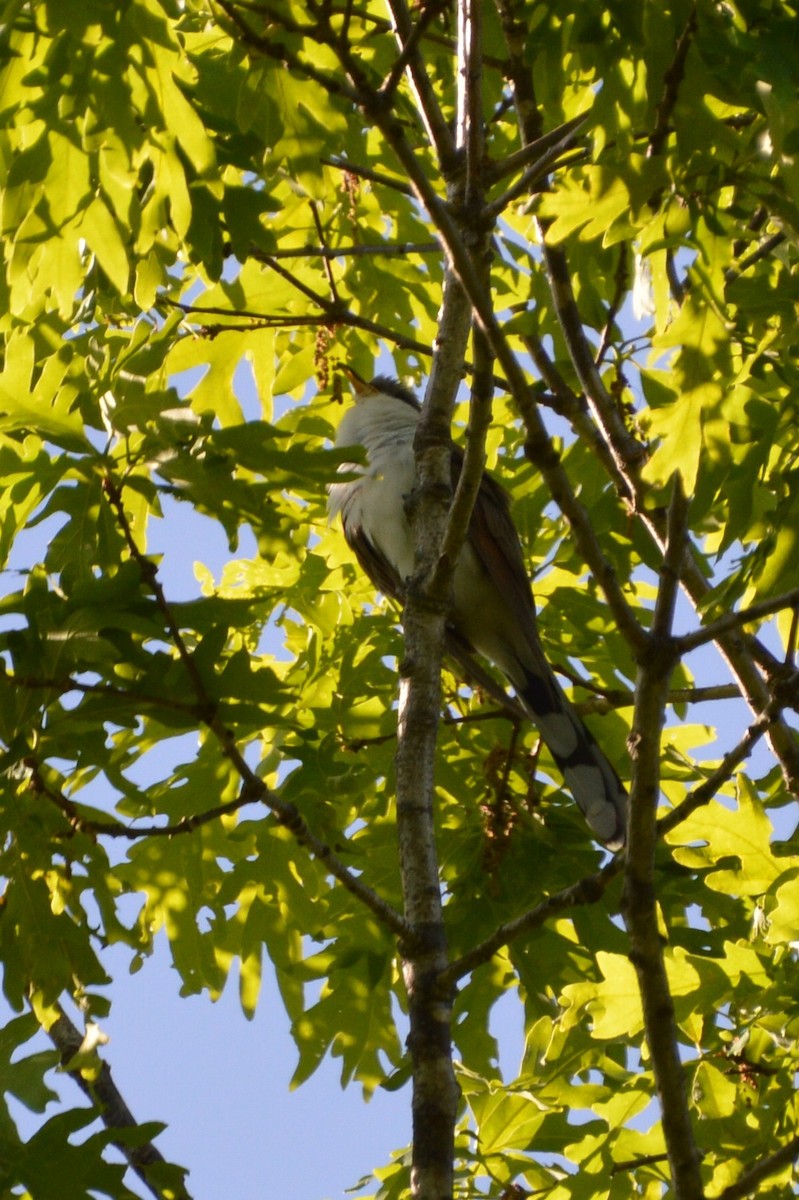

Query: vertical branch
<box><xmin>392</xmin><ymin>4</ymin><xmax>478</xmax><ymax>1194</ymax></box>
<box><xmin>623</xmin><ymin>478</ymin><xmax>704</xmax><ymax>1200</ymax></box>
<box><xmin>457</xmin><ymin>0</ymin><xmax>483</xmax><ymax>203</ymax></box>
<box><xmin>397</xmin><ymin>287</ymin><xmax>469</xmax><ymax>1200</ymax></box>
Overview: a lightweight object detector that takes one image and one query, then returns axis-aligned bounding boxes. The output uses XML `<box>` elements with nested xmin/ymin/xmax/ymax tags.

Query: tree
<box><xmin>0</xmin><ymin>0</ymin><xmax>798</xmax><ymax>1196</ymax></box>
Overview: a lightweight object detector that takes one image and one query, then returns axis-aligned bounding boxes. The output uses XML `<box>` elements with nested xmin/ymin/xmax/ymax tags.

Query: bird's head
<box><xmin>343</xmin><ymin>367</ymin><xmax>420</xmax><ymax>411</ymax></box>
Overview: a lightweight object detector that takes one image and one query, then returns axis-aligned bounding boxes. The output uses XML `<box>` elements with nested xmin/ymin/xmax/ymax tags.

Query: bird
<box><xmin>327</xmin><ymin>373</ymin><xmax>627</xmax><ymax>849</ymax></box>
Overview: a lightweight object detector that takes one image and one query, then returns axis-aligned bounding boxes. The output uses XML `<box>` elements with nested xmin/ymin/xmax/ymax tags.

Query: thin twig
<box><xmin>785</xmin><ymin>605</ymin><xmax>799</xmax><ymax>666</ymax></box>
<box><xmin>320</xmin><ymin>155</ymin><xmax>414</xmax><ymax>197</ymax></box>
<box><xmin>536</xmin><ymin>231</ymin><xmax>647</xmax><ymax>475</ymax></box>
<box><xmin>657</xmin><ymin>704</ymin><xmax>779</xmax><ymax>838</ymax></box>
<box><xmin>7</xmin><ymin>674</ymin><xmax>203</xmax><ymax>717</ymax></box>
<box><xmin>264</xmin><ymin>241</ymin><xmax>440</xmax><ymax>259</ymax></box>
<box><xmin>577</xmin><ymin>682</ymin><xmax>742</xmax><ymax>713</ymax></box>
<box><xmin>676</xmin><ymin>584</ymin><xmax>799</xmax><ymax>653</ymax></box>
<box><xmin>595</xmin><ymin>245</ymin><xmax>630</xmax><ymax>367</ymax></box>
<box><xmin>485</xmin><ymin>113</ymin><xmax>590</xmax><ymax>185</ymax></box>
<box><xmin>212</xmin><ymin>0</ymin><xmax>362</xmax><ymax>104</ymax></box>
<box><xmin>483</xmin><ymin>141</ymin><xmax>588</xmax><ymax>220</ymax></box>
<box><xmin>380</xmin><ymin>0</ymin><xmax>445</xmax><ymax>102</ymax></box>
<box><xmin>309</xmin><ymin>200</ymin><xmax>340</xmax><ymax>306</ymax></box>
<box><xmin>161</xmin><ymin>293</ymin><xmax>433</xmax><ymax>359</ymax></box>
<box><xmin>27</xmin><ymin>758</ymin><xmax>261</xmax><ymax>840</ymax></box>
<box><xmin>103</xmin><ymin>476</ymin><xmax>214</xmax><ymax>719</ymax></box>
<box><xmin>163</xmin><ymin>297</ymin><xmax>302</xmax><ymax>323</ymax></box>
<box><xmin>725</xmin><ymin>231</ymin><xmax>787</xmax><ymax>285</ymax></box>
<box><xmin>611</xmin><ymin>1152</ymin><xmax>671</xmax><ymax>1175</ymax></box>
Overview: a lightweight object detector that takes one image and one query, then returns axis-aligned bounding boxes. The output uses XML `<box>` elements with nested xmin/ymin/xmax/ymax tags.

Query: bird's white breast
<box><xmin>328</xmin><ymin>395</ymin><xmax>419</xmax><ymax>581</ymax></box>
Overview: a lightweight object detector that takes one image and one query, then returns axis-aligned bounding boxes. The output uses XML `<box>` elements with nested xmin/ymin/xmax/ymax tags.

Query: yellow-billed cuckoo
<box><xmin>328</xmin><ymin>375</ymin><xmax>627</xmax><ymax>849</ymax></box>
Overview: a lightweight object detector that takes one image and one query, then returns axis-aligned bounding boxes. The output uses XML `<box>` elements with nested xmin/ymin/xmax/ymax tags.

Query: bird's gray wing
<box><xmin>344</xmin><ymin>519</ymin><xmax>406</xmax><ymax>605</ymax></box>
<box><xmin>456</xmin><ymin>450</ymin><xmax>541</xmax><ymax>631</ymax></box>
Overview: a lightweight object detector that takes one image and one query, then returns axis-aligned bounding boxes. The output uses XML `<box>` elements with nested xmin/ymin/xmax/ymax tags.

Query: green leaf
<box><xmin>82</xmin><ymin>197</ymin><xmax>130</xmax><ymax>295</ymax></box>
<box><xmin>692</xmin><ymin>1061</ymin><xmax>737</xmax><ymax>1119</ymax></box>
<box><xmin>669</xmin><ymin>778</ymin><xmax>790</xmax><ymax>897</ymax></box>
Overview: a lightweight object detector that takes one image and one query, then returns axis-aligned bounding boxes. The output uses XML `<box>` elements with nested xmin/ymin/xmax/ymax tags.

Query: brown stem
<box><xmin>623</xmin><ymin>506</ymin><xmax>703</xmax><ymax>1200</ymax></box>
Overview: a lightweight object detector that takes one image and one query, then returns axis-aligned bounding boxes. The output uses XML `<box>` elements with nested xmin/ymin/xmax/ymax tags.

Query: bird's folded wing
<box><xmin>455</xmin><ymin>449</ymin><xmax>540</xmax><ymax>630</ymax></box>
<box><xmin>344</xmin><ymin>520</ymin><xmax>406</xmax><ymax>605</ymax></box>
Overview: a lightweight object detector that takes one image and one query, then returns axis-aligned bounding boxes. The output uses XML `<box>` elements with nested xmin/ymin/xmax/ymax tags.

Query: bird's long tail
<box><xmin>519</xmin><ymin>668</ymin><xmax>627</xmax><ymax>850</ymax></box>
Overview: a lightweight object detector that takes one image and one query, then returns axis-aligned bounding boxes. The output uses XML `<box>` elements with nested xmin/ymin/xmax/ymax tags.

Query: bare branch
<box><xmin>786</xmin><ymin>604</ymin><xmax>799</xmax><ymax>665</ymax></box>
<box><xmin>320</xmin><ymin>155</ymin><xmax>414</xmax><ymax>197</ymax></box>
<box><xmin>161</xmin><ymin>293</ymin><xmax>434</xmax><ymax>360</ymax></box>
<box><xmin>395</xmin><ymin>269</ymin><xmax>472</xmax><ymax>1200</ymax></box>
<box><xmin>677</xmin><ymin>585</ymin><xmax>799</xmax><ymax>654</ymax></box>
<box><xmin>27</xmin><ymin>758</ymin><xmax>261</xmax><ymax>840</ymax></box>
<box><xmin>380</xmin><ymin>0</ymin><xmax>448</xmax><ymax>107</ymax></box>
<box><xmin>493</xmin><ymin>0</ymin><xmax>543</xmax><ymax>141</ymax></box>
<box><xmin>519</xmin><ymin>393</ymin><xmax>647</xmax><ymax>652</ymax></box>
<box><xmin>657</xmin><ymin>703</ymin><xmax>779</xmax><ymax>838</ymax></box>
<box><xmin>611</xmin><ymin>1152</ymin><xmax>671</xmax><ymax>1175</ymax></box>
<box><xmin>432</xmin><ymin>331</ymin><xmax>494</xmax><ymax>598</ymax></box>
<box><xmin>265</xmin><ymin>240</ymin><xmax>440</xmax><ymax>259</ymax></box>
<box><xmin>483</xmin><ymin>137</ymin><xmax>589</xmax><ymax>221</ymax></box>
<box><xmin>309</xmin><ymin>200</ymin><xmax>341</xmax><ymax>307</ymax></box>
<box><xmin>595</xmin><ymin>245</ymin><xmax>630</xmax><ymax>367</ymax></box>
<box><xmin>103</xmin><ymin>476</ymin><xmax>214</xmax><ymax>721</ymax></box>
<box><xmin>485</xmin><ymin>114</ymin><xmax>590</xmax><ymax>186</ymax></box>
<box><xmin>535</xmin><ymin>231</ymin><xmax>647</xmax><ymax>475</ymax></box>
<box><xmin>7</xmin><ymin>673</ymin><xmax>202</xmax><ymax>718</ymax></box>
<box><xmin>578</xmin><ymin>682</ymin><xmax>742</xmax><ymax>714</ymax></box>
<box><xmin>457</xmin><ymin>0</ymin><xmax>484</xmax><ymax>201</ymax></box>
<box><xmin>725</xmin><ymin>231</ymin><xmax>787</xmax><ymax>285</ymax></box>
<box><xmin>443</xmin><ymin>855</ymin><xmax>623</xmax><ymax>986</ymax></box>
<box><xmin>46</xmin><ymin>1005</ymin><xmax>192</xmax><ymax>1200</ymax></box>
<box><xmin>211</xmin><ymin>0</ymin><xmax>362</xmax><ymax>104</ymax></box>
